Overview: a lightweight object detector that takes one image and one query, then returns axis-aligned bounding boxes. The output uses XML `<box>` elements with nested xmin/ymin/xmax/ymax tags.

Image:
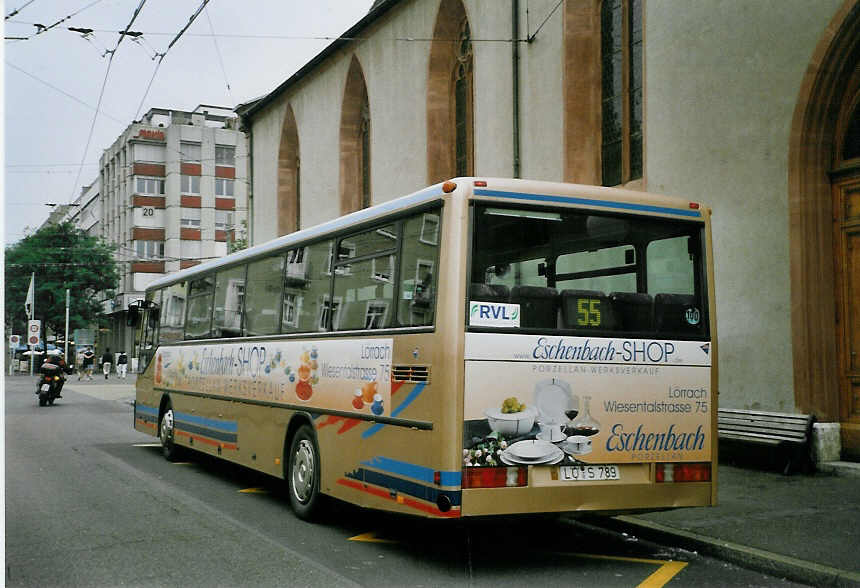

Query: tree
<box><xmin>5</xmin><ymin>222</ymin><xmax>119</xmax><ymax>337</ymax></box>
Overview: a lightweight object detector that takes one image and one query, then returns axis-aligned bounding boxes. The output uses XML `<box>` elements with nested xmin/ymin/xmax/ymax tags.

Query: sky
<box><xmin>3</xmin><ymin>0</ymin><xmax>375</xmax><ymax>245</ymax></box>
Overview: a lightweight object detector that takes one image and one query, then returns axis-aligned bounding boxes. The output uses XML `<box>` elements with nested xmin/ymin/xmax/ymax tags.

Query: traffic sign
<box><xmin>27</xmin><ymin>320</ymin><xmax>41</xmax><ymax>346</ymax></box>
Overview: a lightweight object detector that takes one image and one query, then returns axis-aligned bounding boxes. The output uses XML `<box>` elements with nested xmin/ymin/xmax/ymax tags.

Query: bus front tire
<box><xmin>159</xmin><ymin>403</ymin><xmax>182</xmax><ymax>462</ymax></box>
<box><xmin>287</xmin><ymin>425</ymin><xmax>322</xmax><ymax>520</ymax></box>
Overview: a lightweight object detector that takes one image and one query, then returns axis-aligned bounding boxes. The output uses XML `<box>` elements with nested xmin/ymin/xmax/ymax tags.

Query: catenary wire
<box><xmin>5</xmin><ymin>0</ymin><xmax>37</xmax><ymax>21</ymax></box>
<box><xmin>4</xmin><ymin>60</ymin><xmax>126</xmax><ymax>124</ymax></box>
<box><xmin>133</xmin><ymin>0</ymin><xmax>211</xmax><ymax>120</ymax></box>
<box><xmin>204</xmin><ymin>5</ymin><xmax>232</xmax><ymax>104</ymax></box>
<box><xmin>70</xmin><ymin>0</ymin><xmax>148</xmax><ymax>203</ymax></box>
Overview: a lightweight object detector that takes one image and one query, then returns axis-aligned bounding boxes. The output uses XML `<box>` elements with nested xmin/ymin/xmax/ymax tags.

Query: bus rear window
<box><xmin>469</xmin><ymin>204</ymin><xmax>709</xmax><ymax>339</ymax></box>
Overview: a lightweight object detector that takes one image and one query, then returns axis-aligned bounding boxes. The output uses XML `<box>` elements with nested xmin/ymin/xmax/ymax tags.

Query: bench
<box><xmin>717</xmin><ymin>408</ymin><xmax>815</xmax><ymax>474</ymax></box>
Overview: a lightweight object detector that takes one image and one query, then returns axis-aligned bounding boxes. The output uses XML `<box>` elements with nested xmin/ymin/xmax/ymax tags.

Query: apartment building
<box><xmin>98</xmin><ymin>104</ymin><xmax>247</xmax><ymax>353</ymax></box>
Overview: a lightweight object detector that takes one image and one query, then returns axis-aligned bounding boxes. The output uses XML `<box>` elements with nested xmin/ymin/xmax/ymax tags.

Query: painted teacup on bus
<box><xmin>538</xmin><ymin>421</ymin><xmax>565</xmax><ymax>443</ymax></box>
<box><xmin>564</xmin><ymin>435</ymin><xmax>592</xmax><ymax>455</ymax></box>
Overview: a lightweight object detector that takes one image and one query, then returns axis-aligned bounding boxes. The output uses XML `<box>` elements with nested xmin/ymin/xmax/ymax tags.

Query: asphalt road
<box><xmin>4</xmin><ymin>376</ymin><xmax>806</xmax><ymax>587</ymax></box>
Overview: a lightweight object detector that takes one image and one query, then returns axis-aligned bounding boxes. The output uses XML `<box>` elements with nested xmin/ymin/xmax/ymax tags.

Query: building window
<box><xmin>326</xmin><ymin>241</ymin><xmax>355</xmax><ymax>275</ymax></box>
<box><xmin>180</xmin><ymin>208</ymin><xmax>201</xmax><ymax>228</ymax></box>
<box><xmin>181</xmin><ymin>174</ymin><xmax>200</xmax><ymax>194</ymax></box>
<box><xmin>282</xmin><ymin>292</ymin><xmax>302</xmax><ymax>328</ymax></box>
<box><xmin>318</xmin><ymin>296</ymin><xmax>342</xmax><ymax>331</ymax></box>
<box><xmin>133</xmin><ymin>143</ymin><xmax>166</xmax><ymax>163</ymax></box>
<box><xmin>135</xmin><ymin>240</ymin><xmax>164</xmax><ymax>259</ymax></box>
<box><xmin>372</xmin><ymin>255</ymin><xmax>394</xmax><ymax>283</ymax></box>
<box><xmin>215</xmin><ymin>210</ymin><xmax>233</xmax><ymax>230</ymax></box>
<box><xmin>215</xmin><ymin>178</ymin><xmax>235</xmax><ymax>197</ymax></box>
<box><xmin>419</xmin><ymin>213</ymin><xmax>440</xmax><ymax>245</ymax></box>
<box><xmin>136</xmin><ymin>177</ymin><xmax>164</xmax><ymax>195</ymax></box>
<box><xmin>180</xmin><ymin>141</ymin><xmax>201</xmax><ymax>163</ymax></box>
<box><xmin>365</xmin><ymin>301</ymin><xmax>389</xmax><ymax>329</ymax></box>
<box><xmin>601</xmin><ymin>0</ymin><xmax>642</xmax><ymax>186</ymax></box>
<box><xmin>215</xmin><ymin>145</ymin><xmax>235</xmax><ymax>166</ymax></box>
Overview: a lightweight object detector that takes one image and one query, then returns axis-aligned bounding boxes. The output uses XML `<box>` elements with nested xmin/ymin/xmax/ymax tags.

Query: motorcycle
<box><xmin>36</xmin><ymin>361</ymin><xmax>65</xmax><ymax>406</ymax></box>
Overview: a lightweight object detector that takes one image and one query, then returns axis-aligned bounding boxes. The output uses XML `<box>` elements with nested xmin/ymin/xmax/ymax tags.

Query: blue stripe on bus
<box><xmin>136</xmin><ymin>404</ymin><xmax>158</xmax><ymax>417</ymax></box>
<box><xmin>474</xmin><ymin>188</ymin><xmax>703</xmax><ymax>218</ymax></box>
<box><xmin>361</xmin><ymin>456</ymin><xmax>461</xmax><ymax>487</ymax></box>
<box><xmin>361</xmin><ymin>382</ymin><xmax>427</xmax><ymax>439</ymax></box>
<box><xmin>174</xmin><ymin>411</ymin><xmax>238</xmax><ymax>433</ymax></box>
<box><xmin>346</xmin><ymin>468</ymin><xmax>462</xmax><ymax>506</ymax></box>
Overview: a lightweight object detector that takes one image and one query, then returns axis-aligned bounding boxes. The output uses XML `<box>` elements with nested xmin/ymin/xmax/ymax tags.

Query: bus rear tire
<box><xmin>287</xmin><ymin>425</ymin><xmax>322</xmax><ymax>521</ymax></box>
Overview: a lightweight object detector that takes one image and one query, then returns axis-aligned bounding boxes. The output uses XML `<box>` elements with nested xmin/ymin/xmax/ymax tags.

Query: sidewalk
<box><xmin>594</xmin><ymin>462</ymin><xmax>860</xmax><ymax>587</ymax></box>
<box><xmin>63</xmin><ymin>373</ymin><xmax>137</xmax><ymax>404</ymax></box>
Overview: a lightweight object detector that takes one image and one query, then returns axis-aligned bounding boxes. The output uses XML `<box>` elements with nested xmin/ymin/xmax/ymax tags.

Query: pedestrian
<box><xmin>80</xmin><ymin>347</ymin><xmax>95</xmax><ymax>380</ymax></box>
<box><xmin>117</xmin><ymin>351</ymin><xmax>128</xmax><ymax>379</ymax></box>
<box><xmin>101</xmin><ymin>347</ymin><xmax>112</xmax><ymax>380</ymax></box>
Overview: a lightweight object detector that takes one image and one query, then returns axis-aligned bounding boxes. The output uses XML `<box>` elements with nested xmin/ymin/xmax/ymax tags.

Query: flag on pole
<box><xmin>25</xmin><ymin>273</ymin><xmax>34</xmax><ymax>319</ymax></box>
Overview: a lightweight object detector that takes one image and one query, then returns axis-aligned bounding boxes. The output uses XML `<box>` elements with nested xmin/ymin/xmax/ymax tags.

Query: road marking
<box><xmin>133</xmin><ymin>443</ymin><xmax>162</xmax><ymax>447</ymax></box>
<box><xmin>239</xmin><ymin>487</ymin><xmax>269</xmax><ymax>494</ymax></box>
<box><xmin>348</xmin><ymin>532</ymin><xmax>398</xmax><ymax>544</ymax></box>
<box><xmin>565</xmin><ymin>553</ymin><xmax>687</xmax><ymax>588</ymax></box>
<box><xmin>637</xmin><ymin>561</ymin><xmax>688</xmax><ymax>587</ymax></box>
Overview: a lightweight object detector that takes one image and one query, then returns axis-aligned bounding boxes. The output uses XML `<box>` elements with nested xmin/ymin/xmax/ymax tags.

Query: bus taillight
<box><xmin>462</xmin><ymin>466</ymin><xmax>527</xmax><ymax>489</ymax></box>
<box><xmin>655</xmin><ymin>462</ymin><xmax>711</xmax><ymax>483</ymax></box>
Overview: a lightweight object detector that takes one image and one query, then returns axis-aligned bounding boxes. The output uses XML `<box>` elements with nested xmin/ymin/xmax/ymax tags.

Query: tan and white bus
<box><xmin>132</xmin><ymin>178</ymin><xmax>717</xmax><ymax>520</ymax></box>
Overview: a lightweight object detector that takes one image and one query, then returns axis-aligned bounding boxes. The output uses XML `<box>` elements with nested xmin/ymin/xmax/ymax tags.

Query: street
<box><xmin>5</xmin><ymin>375</ymin><xmax>805</xmax><ymax>587</ymax></box>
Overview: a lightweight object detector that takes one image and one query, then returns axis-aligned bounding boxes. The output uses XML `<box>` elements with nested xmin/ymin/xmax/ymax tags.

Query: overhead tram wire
<box><xmin>133</xmin><ymin>0</ymin><xmax>211</xmax><ymax>121</ymax></box>
<box><xmin>8</xmin><ymin>0</ymin><xmax>105</xmax><ymax>40</ymax></box>
<box><xmin>5</xmin><ymin>0</ymin><xmax>37</xmax><ymax>21</ymax></box>
<box><xmin>204</xmin><ymin>4</ymin><xmax>232</xmax><ymax>104</ymax></box>
<box><xmin>70</xmin><ymin>0</ymin><xmax>148</xmax><ymax>203</ymax></box>
<box><xmin>4</xmin><ymin>61</ymin><xmax>126</xmax><ymax>124</ymax></box>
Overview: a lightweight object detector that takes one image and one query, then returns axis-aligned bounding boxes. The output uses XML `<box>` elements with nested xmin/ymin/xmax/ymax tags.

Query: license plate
<box><xmin>40</xmin><ymin>384</ymin><xmax>50</xmax><ymax>392</ymax></box>
<box><xmin>559</xmin><ymin>465</ymin><xmax>620</xmax><ymax>481</ymax></box>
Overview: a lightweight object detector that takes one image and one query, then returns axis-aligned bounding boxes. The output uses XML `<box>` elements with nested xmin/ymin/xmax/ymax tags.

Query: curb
<box><xmin>817</xmin><ymin>461</ymin><xmax>860</xmax><ymax>478</ymax></box>
<box><xmin>591</xmin><ymin>515</ymin><xmax>860</xmax><ymax>587</ymax></box>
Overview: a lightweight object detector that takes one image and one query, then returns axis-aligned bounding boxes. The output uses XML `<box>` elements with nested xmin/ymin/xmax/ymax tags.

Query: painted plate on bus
<box><xmin>534</xmin><ymin>378</ymin><xmax>574</xmax><ymax>423</ymax></box>
<box><xmin>505</xmin><ymin>439</ymin><xmax>560</xmax><ymax>461</ymax></box>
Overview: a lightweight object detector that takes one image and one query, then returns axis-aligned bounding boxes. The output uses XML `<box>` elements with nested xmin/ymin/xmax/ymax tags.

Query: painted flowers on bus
<box><xmin>153</xmin><ymin>339</ymin><xmax>392</xmax><ymax>417</ymax></box>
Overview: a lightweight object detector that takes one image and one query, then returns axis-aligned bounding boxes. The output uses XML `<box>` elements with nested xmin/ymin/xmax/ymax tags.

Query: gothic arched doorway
<box><xmin>788</xmin><ymin>0</ymin><xmax>860</xmax><ymax>457</ymax></box>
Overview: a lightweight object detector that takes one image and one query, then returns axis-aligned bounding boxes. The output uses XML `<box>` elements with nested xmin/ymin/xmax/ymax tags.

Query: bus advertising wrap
<box><xmin>155</xmin><ymin>339</ymin><xmax>393</xmax><ymax>416</ymax></box>
<box><xmin>463</xmin><ymin>333</ymin><xmax>711</xmax><ymax>466</ymax></box>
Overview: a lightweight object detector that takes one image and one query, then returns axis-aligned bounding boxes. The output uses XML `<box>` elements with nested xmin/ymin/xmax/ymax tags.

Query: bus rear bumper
<box><xmin>460</xmin><ymin>482</ymin><xmax>713</xmax><ymax>517</ymax></box>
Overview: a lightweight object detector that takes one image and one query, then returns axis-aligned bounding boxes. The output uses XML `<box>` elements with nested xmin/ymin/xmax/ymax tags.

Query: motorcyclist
<box><xmin>41</xmin><ymin>351</ymin><xmax>73</xmax><ymax>397</ymax></box>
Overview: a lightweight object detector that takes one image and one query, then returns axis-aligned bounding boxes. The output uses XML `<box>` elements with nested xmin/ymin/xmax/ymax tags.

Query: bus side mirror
<box><xmin>127</xmin><ymin>306</ymin><xmax>140</xmax><ymax>327</ymax></box>
<box><xmin>148</xmin><ymin>309</ymin><xmax>160</xmax><ymax>328</ymax></box>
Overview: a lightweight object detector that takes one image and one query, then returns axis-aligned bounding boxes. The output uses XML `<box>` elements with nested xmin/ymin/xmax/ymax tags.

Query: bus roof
<box><xmin>144</xmin><ymin>178</ymin><xmax>705</xmax><ymax>292</ymax></box>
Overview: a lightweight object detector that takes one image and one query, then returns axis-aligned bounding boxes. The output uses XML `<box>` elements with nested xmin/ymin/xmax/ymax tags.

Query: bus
<box><xmin>132</xmin><ymin>177</ymin><xmax>716</xmax><ymax>520</ymax></box>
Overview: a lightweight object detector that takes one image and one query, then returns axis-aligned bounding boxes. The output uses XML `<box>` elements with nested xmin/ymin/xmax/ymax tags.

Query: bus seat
<box><xmin>561</xmin><ymin>290</ymin><xmax>617</xmax><ymax>330</ymax></box>
<box><xmin>654</xmin><ymin>293</ymin><xmax>700</xmax><ymax>334</ymax></box>
<box><xmin>609</xmin><ymin>292</ymin><xmax>653</xmax><ymax>331</ymax></box>
<box><xmin>470</xmin><ymin>283</ymin><xmax>510</xmax><ymax>303</ymax></box>
<box><xmin>511</xmin><ymin>285</ymin><xmax>559</xmax><ymax>328</ymax></box>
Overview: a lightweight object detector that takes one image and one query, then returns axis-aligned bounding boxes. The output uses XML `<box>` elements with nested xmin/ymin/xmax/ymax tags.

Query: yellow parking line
<box><xmin>239</xmin><ymin>487</ymin><xmax>269</xmax><ymax>494</ymax></box>
<box><xmin>566</xmin><ymin>553</ymin><xmax>688</xmax><ymax>588</ymax></box>
<box><xmin>637</xmin><ymin>561</ymin><xmax>688</xmax><ymax>588</ymax></box>
<box><xmin>348</xmin><ymin>532</ymin><xmax>398</xmax><ymax>544</ymax></box>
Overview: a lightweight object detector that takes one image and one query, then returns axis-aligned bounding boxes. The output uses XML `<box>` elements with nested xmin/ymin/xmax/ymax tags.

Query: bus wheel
<box><xmin>287</xmin><ymin>425</ymin><xmax>321</xmax><ymax>520</ymax></box>
<box><xmin>159</xmin><ymin>403</ymin><xmax>182</xmax><ymax>462</ymax></box>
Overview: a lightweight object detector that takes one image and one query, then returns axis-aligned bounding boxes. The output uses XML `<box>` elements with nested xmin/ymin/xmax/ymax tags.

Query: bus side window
<box><xmin>298</xmin><ymin>239</ymin><xmax>334</xmax><ymax>332</ymax></box>
<box><xmin>186</xmin><ymin>276</ymin><xmax>215</xmax><ymax>339</ymax></box>
<box><xmin>398</xmin><ymin>211</ymin><xmax>441</xmax><ymax>327</ymax></box>
<box><xmin>245</xmin><ymin>255</ymin><xmax>284</xmax><ymax>336</ymax></box>
<box><xmin>333</xmin><ymin>224</ymin><xmax>397</xmax><ymax>331</ymax></box>
<box><xmin>159</xmin><ymin>282</ymin><xmax>186</xmax><ymax>345</ymax></box>
<box><xmin>213</xmin><ymin>264</ymin><xmax>247</xmax><ymax>338</ymax></box>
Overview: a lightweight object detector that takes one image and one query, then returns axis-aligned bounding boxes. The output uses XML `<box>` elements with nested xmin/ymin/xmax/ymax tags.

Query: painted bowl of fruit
<box><xmin>484</xmin><ymin>400</ymin><xmax>538</xmax><ymax>435</ymax></box>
